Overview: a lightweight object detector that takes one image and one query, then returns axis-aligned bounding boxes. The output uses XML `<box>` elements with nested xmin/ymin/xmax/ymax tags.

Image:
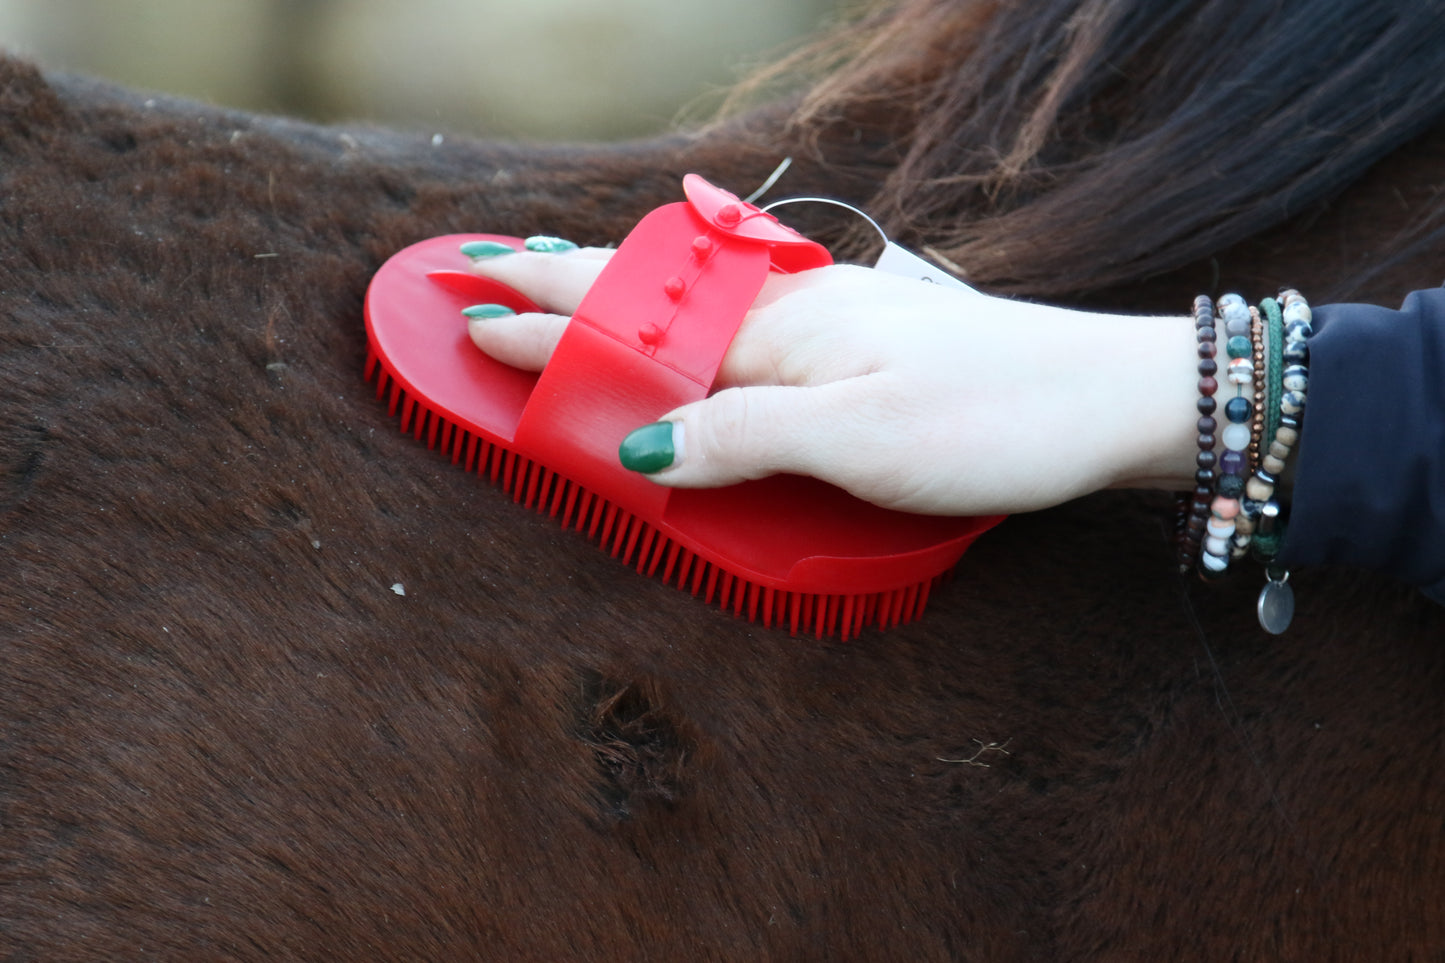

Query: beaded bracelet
<box><xmin>1236</xmin><ymin>297</ymin><xmax>1283</xmax><ymax>551</ymax></box>
<box><xmin>1182</xmin><ymin>289</ymin><xmax>1311</xmax><ymax>633</ymax></box>
<box><xmin>1233</xmin><ymin>304</ymin><xmax>1267</xmax><ymax>560</ymax></box>
<box><xmin>1197</xmin><ymin>293</ymin><xmax>1255</xmax><ymax>580</ymax></box>
<box><xmin>1246</xmin><ymin>290</ymin><xmax>1311</xmax><ymax>633</ymax></box>
<box><xmin>1248</xmin><ymin>305</ymin><xmax>1266</xmax><ymax>470</ymax></box>
<box><xmin>1176</xmin><ymin>295</ymin><xmax>1221</xmax><ymax>574</ymax></box>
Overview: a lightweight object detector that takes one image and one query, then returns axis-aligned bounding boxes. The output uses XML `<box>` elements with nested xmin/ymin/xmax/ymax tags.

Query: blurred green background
<box><xmin>0</xmin><ymin>0</ymin><xmax>837</xmax><ymax>139</ymax></box>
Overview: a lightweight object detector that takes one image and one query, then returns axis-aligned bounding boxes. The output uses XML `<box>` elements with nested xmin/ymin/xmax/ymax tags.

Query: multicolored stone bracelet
<box><xmin>1176</xmin><ymin>295</ymin><xmax>1220</xmax><ymax>573</ymax></box>
<box><xmin>1197</xmin><ymin>293</ymin><xmax>1256</xmax><ymax>580</ymax></box>
<box><xmin>1184</xmin><ymin>289</ymin><xmax>1311</xmax><ymax>633</ymax></box>
<box><xmin>1247</xmin><ymin>290</ymin><xmax>1311</xmax><ymax>633</ymax></box>
<box><xmin>1233</xmin><ymin>304</ymin><xmax>1267</xmax><ymax>561</ymax></box>
<box><xmin>1234</xmin><ymin>300</ymin><xmax>1277</xmax><ymax>571</ymax></box>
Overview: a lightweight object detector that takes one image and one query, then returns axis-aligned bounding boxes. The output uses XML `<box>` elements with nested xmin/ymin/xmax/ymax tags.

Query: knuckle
<box><xmin>531</xmin><ymin>313</ymin><xmax>569</xmax><ymax>356</ymax></box>
<box><xmin>694</xmin><ymin>387</ymin><xmax>755</xmax><ymax>472</ymax></box>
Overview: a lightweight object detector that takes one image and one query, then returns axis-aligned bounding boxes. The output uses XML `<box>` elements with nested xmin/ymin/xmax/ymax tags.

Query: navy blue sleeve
<box><xmin>1278</xmin><ymin>287</ymin><xmax>1445</xmax><ymax>603</ymax></box>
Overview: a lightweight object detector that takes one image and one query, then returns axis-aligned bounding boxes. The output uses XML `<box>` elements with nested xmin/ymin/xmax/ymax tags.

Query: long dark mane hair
<box><xmin>728</xmin><ymin>0</ymin><xmax>1445</xmax><ymax>297</ymax></box>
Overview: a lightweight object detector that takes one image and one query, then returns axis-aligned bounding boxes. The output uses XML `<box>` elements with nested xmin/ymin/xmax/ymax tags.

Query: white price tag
<box><xmin>872</xmin><ymin>241</ymin><xmax>980</xmax><ymax>294</ymax></box>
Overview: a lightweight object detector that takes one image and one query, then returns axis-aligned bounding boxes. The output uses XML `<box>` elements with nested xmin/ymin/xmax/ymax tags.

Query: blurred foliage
<box><xmin>0</xmin><ymin>0</ymin><xmax>836</xmax><ymax>139</ymax></box>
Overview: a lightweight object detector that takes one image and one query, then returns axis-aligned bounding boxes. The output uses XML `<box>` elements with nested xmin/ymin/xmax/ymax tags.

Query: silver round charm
<box><xmin>1257</xmin><ymin>573</ymin><xmax>1295</xmax><ymax>635</ymax></box>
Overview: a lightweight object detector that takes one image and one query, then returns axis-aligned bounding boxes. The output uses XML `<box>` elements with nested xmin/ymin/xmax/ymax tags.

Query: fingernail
<box><xmin>619</xmin><ymin>421</ymin><xmax>682</xmax><ymax>474</ymax></box>
<box><xmin>461</xmin><ymin>303</ymin><xmax>515</xmax><ymax>320</ymax></box>
<box><xmin>460</xmin><ymin>240</ymin><xmax>517</xmax><ymax>259</ymax></box>
<box><xmin>524</xmin><ymin>235</ymin><xmax>579</xmax><ymax>254</ymax></box>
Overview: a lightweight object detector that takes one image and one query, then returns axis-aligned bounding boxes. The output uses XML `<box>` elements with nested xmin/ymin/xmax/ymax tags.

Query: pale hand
<box><xmin>466</xmin><ymin>248</ymin><xmax>1199</xmax><ymax>516</ymax></box>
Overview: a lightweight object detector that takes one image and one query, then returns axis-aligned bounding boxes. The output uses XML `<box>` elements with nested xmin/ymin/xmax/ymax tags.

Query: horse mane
<box><xmin>729</xmin><ymin>0</ymin><xmax>1445</xmax><ymax>297</ymax></box>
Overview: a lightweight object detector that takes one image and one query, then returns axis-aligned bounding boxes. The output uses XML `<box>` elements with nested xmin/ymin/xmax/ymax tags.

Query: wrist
<box><xmin>1094</xmin><ymin>310</ymin><xmax>1201</xmax><ymax>491</ymax></box>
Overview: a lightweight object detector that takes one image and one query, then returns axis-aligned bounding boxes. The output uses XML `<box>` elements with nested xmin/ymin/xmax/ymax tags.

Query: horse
<box><xmin>2</xmin><ymin>1</ymin><xmax>1441</xmax><ymax>958</ymax></box>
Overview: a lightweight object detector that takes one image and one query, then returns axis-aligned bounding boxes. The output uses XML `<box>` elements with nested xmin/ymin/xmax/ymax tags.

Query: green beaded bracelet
<box><xmin>1260</xmin><ymin>296</ymin><xmax>1284</xmax><ymax>454</ymax></box>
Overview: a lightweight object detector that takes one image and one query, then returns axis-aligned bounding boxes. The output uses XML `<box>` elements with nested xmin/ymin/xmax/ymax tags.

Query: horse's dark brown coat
<box><xmin>0</xmin><ymin>56</ymin><xmax>1441</xmax><ymax>961</ymax></box>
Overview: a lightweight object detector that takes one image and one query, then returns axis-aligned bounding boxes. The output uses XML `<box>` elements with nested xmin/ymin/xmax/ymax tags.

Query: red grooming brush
<box><xmin>364</xmin><ymin>175</ymin><xmax>1002</xmax><ymax>638</ymax></box>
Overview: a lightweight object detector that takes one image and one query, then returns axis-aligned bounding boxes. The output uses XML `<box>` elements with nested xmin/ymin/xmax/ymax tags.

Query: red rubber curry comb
<box><xmin>364</xmin><ymin>175</ymin><xmax>1002</xmax><ymax>638</ymax></box>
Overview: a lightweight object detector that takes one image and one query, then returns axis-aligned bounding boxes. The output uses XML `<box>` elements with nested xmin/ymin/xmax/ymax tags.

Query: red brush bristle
<box><xmin>621</xmin><ymin>515</ymin><xmax>644</xmax><ymax>566</ymax></box>
<box><xmin>581</xmin><ymin>491</ymin><xmax>602</xmax><ymax>539</ymax></box>
<box><xmin>367</xmin><ymin>369</ymin><xmax>944</xmax><ymax>639</ymax></box>
<box><xmin>703</xmin><ymin>564</ymin><xmax>721</xmax><ymax>606</ymax></box>
<box><xmin>426</xmin><ymin>410</ymin><xmax>442</xmax><ymax>449</ymax></box>
<box><xmin>660</xmin><ymin>541</ymin><xmax>682</xmax><ymax>584</ymax></box>
<box><xmin>522</xmin><ymin>462</ymin><xmax>543</xmax><ymax>509</ymax></box>
<box><xmin>718</xmin><ymin>570</ymin><xmax>735</xmax><ymax>614</ymax></box>
<box><xmin>545</xmin><ymin>473</ymin><xmax>567</xmax><ymax>518</ymax></box>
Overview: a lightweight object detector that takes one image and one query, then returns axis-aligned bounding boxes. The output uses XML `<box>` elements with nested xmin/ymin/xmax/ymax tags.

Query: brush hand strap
<box><xmin>512</xmin><ymin>175</ymin><xmax>832</xmax><ymax>514</ymax></box>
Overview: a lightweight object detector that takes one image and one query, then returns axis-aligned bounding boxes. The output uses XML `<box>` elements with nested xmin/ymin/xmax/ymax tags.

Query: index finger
<box><xmin>467</xmin><ymin>246</ymin><xmax>614</xmax><ymax>316</ymax></box>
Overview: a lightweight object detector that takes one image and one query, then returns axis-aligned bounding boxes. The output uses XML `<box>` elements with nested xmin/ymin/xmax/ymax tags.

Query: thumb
<box><xmin>617</xmin><ymin>380</ymin><xmax>889</xmax><ymax>493</ymax></box>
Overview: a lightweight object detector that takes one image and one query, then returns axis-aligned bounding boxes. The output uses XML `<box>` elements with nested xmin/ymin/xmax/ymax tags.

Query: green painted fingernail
<box><xmin>524</xmin><ymin>235</ymin><xmax>578</xmax><ymax>253</ymax></box>
<box><xmin>461</xmin><ymin>303</ymin><xmax>515</xmax><ymax>320</ymax></box>
<box><xmin>460</xmin><ymin>240</ymin><xmax>516</xmax><ymax>259</ymax></box>
<box><xmin>619</xmin><ymin>422</ymin><xmax>679</xmax><ymax>474</ymax></box>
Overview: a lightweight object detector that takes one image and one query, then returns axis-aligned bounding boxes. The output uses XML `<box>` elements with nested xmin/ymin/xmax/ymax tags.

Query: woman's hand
<box><xmin>465</xmin><ymin>246</ymin><xmax>1199</xmax><ymax>516</ymax></box>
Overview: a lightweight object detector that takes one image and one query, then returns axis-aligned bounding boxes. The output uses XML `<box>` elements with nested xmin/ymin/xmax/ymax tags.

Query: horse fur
<box><xmin>0</xmin><ymin>48</ymin><xmax>1441</xmax><ymax>963</ymax></box>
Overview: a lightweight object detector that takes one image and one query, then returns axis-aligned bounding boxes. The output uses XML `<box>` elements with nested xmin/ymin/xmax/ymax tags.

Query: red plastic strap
<box><xmin>512</xmin><ymin>178</ymin><xmax>831</xmax><ymax>516</ymax></box>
